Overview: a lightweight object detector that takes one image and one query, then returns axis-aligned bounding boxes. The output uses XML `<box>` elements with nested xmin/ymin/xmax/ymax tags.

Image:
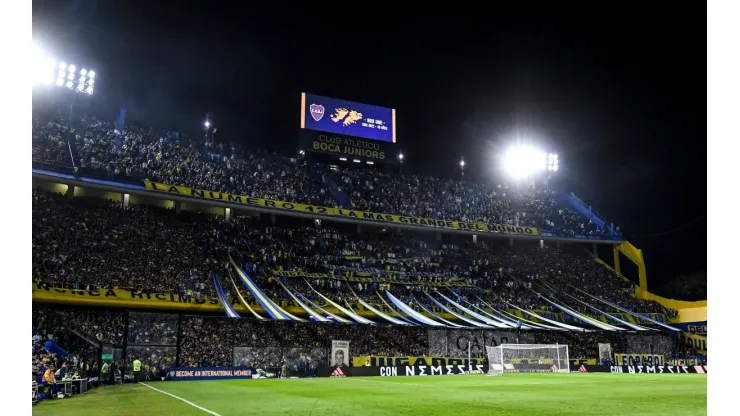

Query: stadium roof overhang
<box><xmin>32</xmin><ymin>169</ymin><xmax>626</xmax><ymax>245</ymax></box>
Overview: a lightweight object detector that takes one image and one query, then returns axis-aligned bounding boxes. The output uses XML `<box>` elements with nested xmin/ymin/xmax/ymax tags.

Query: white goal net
<box><xmin>486</xmin><ymin>344</ymin><xmax>569</xmax><ymax>375</ymax></box>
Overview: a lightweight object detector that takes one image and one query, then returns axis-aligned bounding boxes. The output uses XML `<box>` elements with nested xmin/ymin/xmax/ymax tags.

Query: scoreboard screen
<box><xmin>301</xmin><ymin>93</ymin><xmax>396</xmax><ymax>143</ymax></box>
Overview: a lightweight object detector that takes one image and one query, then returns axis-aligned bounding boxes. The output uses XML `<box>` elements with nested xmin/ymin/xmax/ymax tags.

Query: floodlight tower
<box><xmin>500</xmin><ymin>145</ymin><xmax>562</xmax><ymax>191</ymax></box>
<box><xmin>460</xmin><ymin>158</ymin><xmax>465</xmax><ymax>181</ymax></box>
<box><xmin>33</xmin><ymin>44</ymin><xmax>97</xmax><ymax>125</ymax></box>
<box><xmin>398</xmin><ymin>152</ymin><xmax>404</xmax><ymax>174</ymax></box>
<box><xmin>33</xmin><ymin>45</ymin><xmax>96</xmax><ymax>95</ymax></box>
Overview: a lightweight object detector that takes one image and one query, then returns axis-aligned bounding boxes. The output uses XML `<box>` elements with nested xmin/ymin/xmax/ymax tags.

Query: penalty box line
<box><xmin>139</xmin><ymin>382</ymin><xmax>222</xmax><ymax>416</ymax></box>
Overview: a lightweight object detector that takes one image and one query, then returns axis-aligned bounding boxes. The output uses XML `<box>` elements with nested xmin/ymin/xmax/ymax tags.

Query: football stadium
<box><xmin>28</xmin><ymin>5</ymin><xmax>708</xmax><ymax>416</ymax></box>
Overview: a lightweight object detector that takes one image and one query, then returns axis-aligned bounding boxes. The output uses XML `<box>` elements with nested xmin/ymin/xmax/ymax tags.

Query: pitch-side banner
<box><xmin>570</xmin><ymin>364</ymin><xmax>705</xmax><ymax>374</ymax></box>
<box><xmin>318</xmin><ymin>365</ymin><xmax>488</xmax><ymax>378</ymax></box>
<box><xmin>331</xmin><ymin>340</ymin><xmax>350</xmax><ymax>367</ymax></box>
<box><xmin>353</xmin><ymin>356</ymin><xmax>485</xmax><ymax>368</ymax></box>
<box><xmin>167</xmin><ymin>366</ymin><xmax>256</xmax><ymax>381</ymax></box>
<box><xmin>143</xmin><ymin>180</ymin><xmax>540</xmax><ymax>236</ymax></box>
<box><xmin>613</xmin><ymin>354</ymin><xmax>665</xmax><ymax>366</ymax></box>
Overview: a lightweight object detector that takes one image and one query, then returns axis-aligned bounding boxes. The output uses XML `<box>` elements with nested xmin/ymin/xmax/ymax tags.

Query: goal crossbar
<box><xmin>486</xmin><ymin>344</ymin><xmax>569</xmax><ymax>375</ymax></box>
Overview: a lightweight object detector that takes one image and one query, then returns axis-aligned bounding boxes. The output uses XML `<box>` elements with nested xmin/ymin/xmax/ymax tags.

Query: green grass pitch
<box><xmin>33</xmin><ymin>373</ymin><xmax>707</xmax><ymax>416</ymax></box>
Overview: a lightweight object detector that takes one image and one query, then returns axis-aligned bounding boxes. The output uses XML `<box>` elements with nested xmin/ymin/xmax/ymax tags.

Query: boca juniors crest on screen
<box><xmin>301</xmin><ymin>92</ymin><xmax>396</xmax><ymax>143</ymax></box>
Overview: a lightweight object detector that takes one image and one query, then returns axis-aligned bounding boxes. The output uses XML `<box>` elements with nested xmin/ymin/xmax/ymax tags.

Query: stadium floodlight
<box><xmin>32</xmin><ymin>45</ymin><xmax>57</xmax><ymax>86</ymax></box>
<box><xmin>204</xmin><ymin>121</ymin><xmax>211</xmax><ymax>128</ymax></box>
<box><xmin>502</xmin><ymin>145</ymin><xmax>547</xmax><ymax>179</ymax></box>
<box><xmin>33</xmin><ymin>43</ymin><xmax>96</xmax><ymax>94</ymax></box>
<box><xmin>398</xmin><ymin>153</ymin><xmax>404</xmax><ymax>161</ymax></box>
<box><xmin>547</xmin><ymin>153</ymin><xmax>559</xmax><ymax>172</ymax></box>
<box><xmin>460</xmin><ymin>159</ymin><xmax>465</xmax><ymax>168</ymax></box>
<box><xmin>299</xmin><ymin>150</ymin><xmax>305</xmax><ymax>156</ymax></box>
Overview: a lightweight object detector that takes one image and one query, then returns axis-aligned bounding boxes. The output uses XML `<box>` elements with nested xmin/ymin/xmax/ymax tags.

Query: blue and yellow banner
<box><xmin>144</xmin><ymin>180</ymin><xmax>539</xmax><ymax>237</ymax></box>
<box><xmin>229</xmin><ymin>257</ymin><xmax>300</xmax><ymax>321</ymax></box>
<box><xmin>32</xmin><ymin>281</ymin><xmax>669</xmax><ymax>329</ymax></box>
<box><xmin>213</xmin><ymin>274</ymin><xmax>240</xmax><ymax>318</ymax></box>
<box><xmin>682</xmin><ymin>332</ymin><xmax>707</xmax><ymax>355</ymax></box>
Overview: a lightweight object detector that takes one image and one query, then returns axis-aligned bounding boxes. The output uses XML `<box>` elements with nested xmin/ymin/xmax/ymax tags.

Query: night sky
<box><xmin>32</xmin><ymin>1</ymin><xmax>707</xmax><ymax>289</ymax></box>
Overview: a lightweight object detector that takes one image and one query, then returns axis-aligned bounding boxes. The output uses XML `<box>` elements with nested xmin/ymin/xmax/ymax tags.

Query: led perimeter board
<box><xmin>300</xmin><ymin>92</ymin><xmax>396</xmax><ymax>143</ymax></box>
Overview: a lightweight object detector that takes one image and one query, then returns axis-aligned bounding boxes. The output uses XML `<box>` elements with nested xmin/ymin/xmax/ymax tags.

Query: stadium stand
<box><xmin>32</xmin><ymin>114</ymin><xmax>693</xmax><ymax>393</ymax></box>
<box><xmin>32</xmin><ymin>116</ymin><xmax>616</xmax><ymax>237</ymax></box>
<box><xmin>32</xmin><ymin>187</ymin><xmax>670</xmax><ymax>316</ymax></box>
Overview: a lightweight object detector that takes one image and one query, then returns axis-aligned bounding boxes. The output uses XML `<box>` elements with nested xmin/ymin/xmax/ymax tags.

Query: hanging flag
<box><xmin>277</xmin><ymin>281</ymin><xmax>329</xmax><ymax>322</ymax></box>
<box><xmin>228</xmin><ymin>273</ymin><xmax>264</xmax><ymax>320</ymax></box>
<box><xmin>212</xmin><ymin>274</ymin><xmax>240</xmax><ymax>318</ymax></box>
<box><xmin>229</xmin><ymin>255</ymin><xmax>300</xmax><ymax>321</ymax></box>
<box><xmin>304</xmin><ymin>280</ymin><xmax>372</xmax><ymax>324</ymax></box>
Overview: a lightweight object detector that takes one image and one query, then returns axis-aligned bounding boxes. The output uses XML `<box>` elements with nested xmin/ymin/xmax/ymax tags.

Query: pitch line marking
<box><xmin>139</xmin><ymin>382</ymin><xmax>222</xmax><ymax>416</ymax></box>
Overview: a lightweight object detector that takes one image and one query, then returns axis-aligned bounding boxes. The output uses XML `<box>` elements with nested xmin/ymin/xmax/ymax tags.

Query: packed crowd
<box><xmin>33</xmin><ymin>306</ymin><xmax>125</xmax><ymax>347</ymax></box>
<box><xmin>32</xmin><ymin>307</ymin><xmax>104</xmax><ymax>392</ymax></box>
<box><xmin>128</xmin><ymin>312</ymin><xmax>178</xmax><ymax>345</ymax></box>
<box><xmin>32</xmin><ymin>187</ymin><xmax>672</xmax><ymax>320</ymax></box>
<box><xmin>32</xmin><ymin>118</ymin><xmax>73</xmax><ymax>166</ymax></box>
<box><xmin>329</xmin><ymin>167</ymin><xmax>610</xmax><ymax>236</ymax></box>
<box><xmin>222</xmin><ymin>220</ymin><xmax>672</xmax><ymax>316</ymax></box>
<box><xmin>180</xmin><ymin>318</ymin><xmax>426</xmax><ymax>369</ymax></box>
<box><xmin>31</xmin><ymin>114</ymin><xmax>615</xmax><ymax>236</ymax></box>
<box><xmin>33</xmin><ymin>306</ymin><xmax>683</xmax><ymax>376</ymax></box>
<box><xmin>59</xmin><ymin>309</ymin><xmax>126</xmax><ymax>345</ymax></box>
<box><xmin>33</xmin><ymin>189</ymin><xmax>214</xmax><ymax>293</ymax></box>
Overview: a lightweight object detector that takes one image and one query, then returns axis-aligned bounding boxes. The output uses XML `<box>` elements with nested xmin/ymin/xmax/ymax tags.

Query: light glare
<box><xmin>503</xmin><ymin>146</ymin><xmax>547</xmax><ymax>179</ymax></box>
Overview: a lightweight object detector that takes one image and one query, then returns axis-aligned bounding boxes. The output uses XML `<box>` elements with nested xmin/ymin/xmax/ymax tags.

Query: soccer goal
<box><xmin>486</xmin><ymin>344</ymin><xmax>570</xmax><ymax>375</ymax></box>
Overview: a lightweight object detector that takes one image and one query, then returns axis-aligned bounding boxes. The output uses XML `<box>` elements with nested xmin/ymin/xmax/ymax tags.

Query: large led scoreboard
<box><xmin>299</xmin><ymin>92</ymin><xmax>397</xmax><ymax>162</ymax></box>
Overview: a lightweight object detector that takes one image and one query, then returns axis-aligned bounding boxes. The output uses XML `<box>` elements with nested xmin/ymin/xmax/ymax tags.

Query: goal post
<box><xmin>486</xmin><ymin>344</ymin><xmax>570</xmax><ymax>375</ymax></box>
